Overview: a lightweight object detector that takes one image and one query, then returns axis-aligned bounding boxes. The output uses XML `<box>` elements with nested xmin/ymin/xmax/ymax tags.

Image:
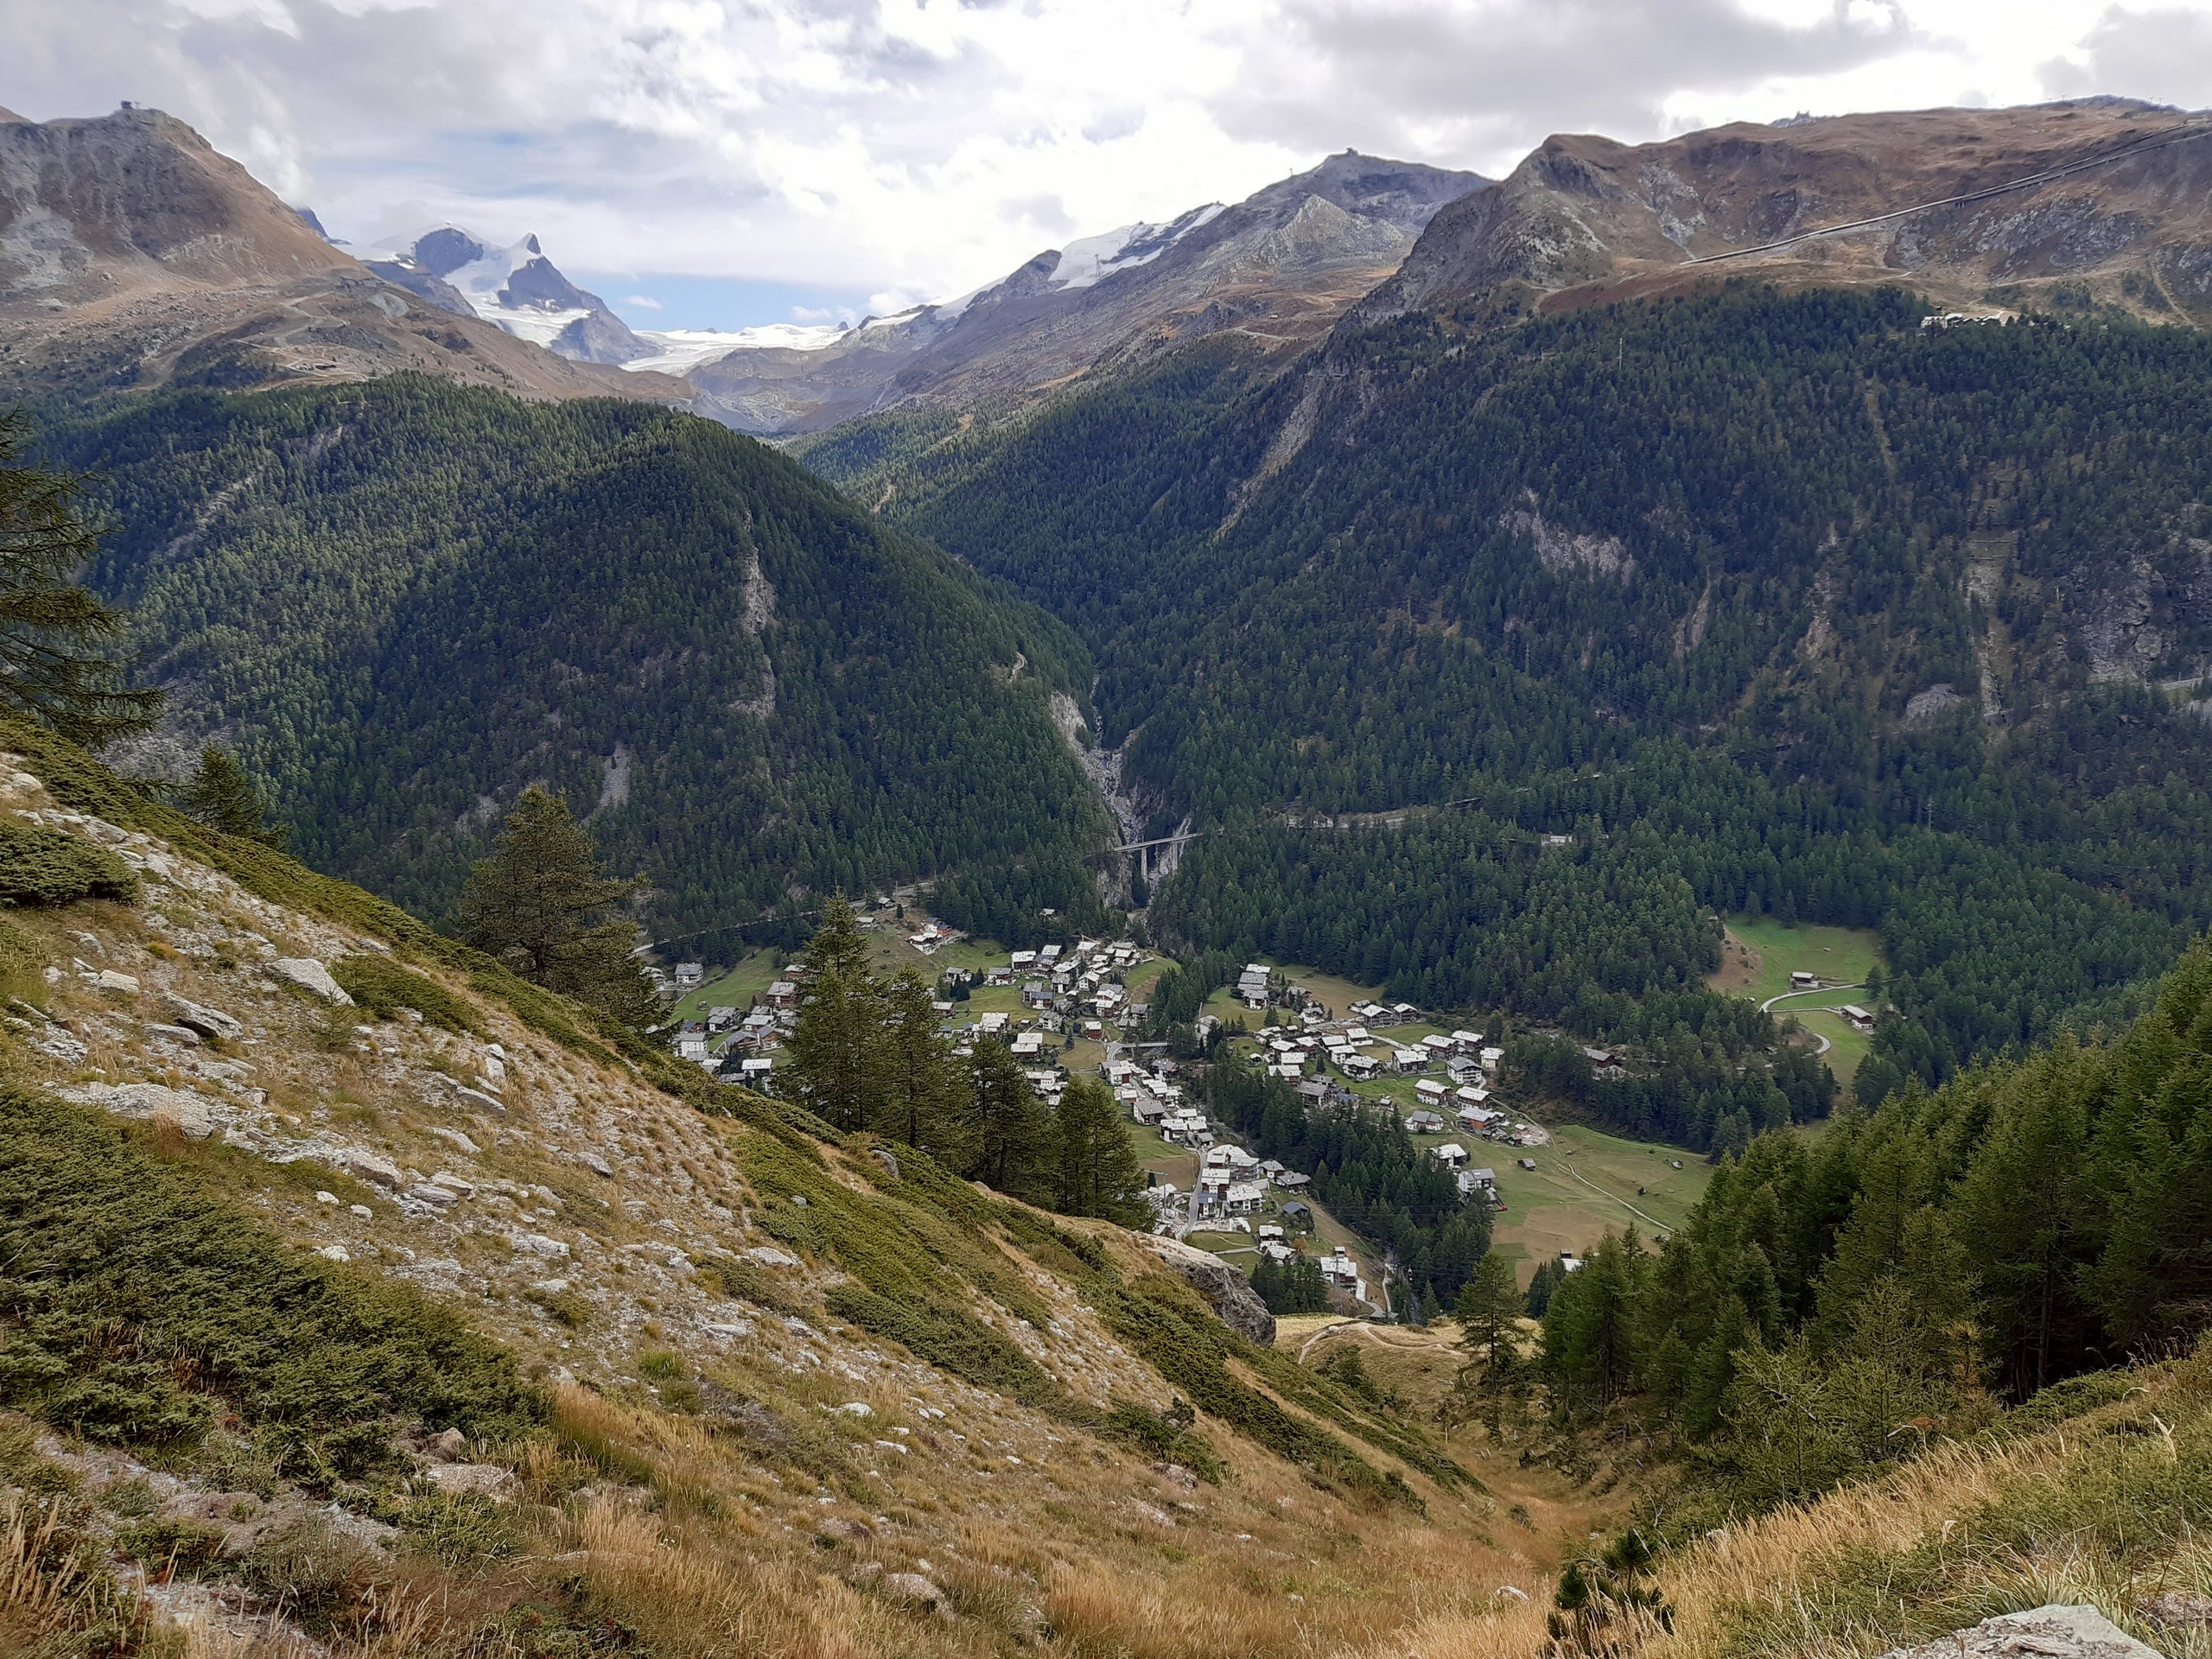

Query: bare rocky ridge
<box><xmin>1347</xmin><ymin>99</ymin><xmax>2212</xmax><ymax>332</ymax></box>
<box><xmin>687</xmin><ymin>150</ymin><xmax>1488</xmax><ymax>433</ymax></box>
<box><xmin>0</xmin><ymin>106</ymin><xmax>690</xmax><ymax>404</ymax></box>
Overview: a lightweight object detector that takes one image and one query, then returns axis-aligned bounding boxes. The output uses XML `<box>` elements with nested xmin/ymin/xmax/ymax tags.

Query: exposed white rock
<box><xmin>59</xmin><ymin>1081</ymin><xmax>218</xmax><ymax>1140</ymax></box>
<box><xmin>423</xmin><ymin>1463</ymin><xmax>520</xmax><ymax>1501</ymax></box>
<box><xmin>95</xmin><ymin>969</ymin><xmax>140</xmax><ymax>995</ymax></box>
<box><xmin>270</xmin><ymin>957</ymin><xmax>353</xmax><ymax>1005</ymax></box>
<box><xmin>510</xmin><ymin>1232</ymin><xmax>570</xmax><ymax>1259</ymax></box>
<box><xmin>1879</xmin><ymin>1607</ymin><xmax>2169</xmax><ymax>1659</ymax></box>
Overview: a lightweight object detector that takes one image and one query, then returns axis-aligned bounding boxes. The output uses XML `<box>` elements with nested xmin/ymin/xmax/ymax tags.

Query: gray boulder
<box><xmin>166</xmin><ymin>995</ymin><xmax>245</xmax><ymax>1041</ymax></box>
<box><xmin>270</xmin><ymin>957</ymin><xmax>353</xmax><ymax>1005</ymax></box>
<box><xmin>1145</xmin><ymin>1236</ymin><xmax>1276</xmax><ymax>1346</ymax></box>
<box><xmin>1881</xmin><ymin>1606</ymin><xmax>2167</xmax><ymax>1659</ymax></box>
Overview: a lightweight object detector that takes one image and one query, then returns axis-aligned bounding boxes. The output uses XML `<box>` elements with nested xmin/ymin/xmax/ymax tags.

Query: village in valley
<box><xmin>637</xmin><ymin>893</ymin><xmax>1772</xmax><ymax>1318</ymax></box>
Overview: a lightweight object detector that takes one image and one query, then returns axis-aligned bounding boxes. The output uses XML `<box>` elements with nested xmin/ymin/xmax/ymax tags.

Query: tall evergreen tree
<box><xmin>177</xmin><ymin>743</ymin><xmax>288</xmax><ymax>849</ymax></box>
<box><xmin>963</xmin><ymin>1035</ymin><xmax>1052</xmax><ymax>1201</ymax></box>
<box><xmin>784</xmin><ymin>897</ymin><xmax>888</xmax><ymax>1132</ymax></box>
<box><xmin>877</xmin><ymin>968</ymin><xmax>968</xmax><ymax>1162</ymax></box>
<box><xmin>1453</xmin><ymin>1253</ymin><xmax>1522</xmax><ymax>1359</ymax></box>
<box><xmin>0</xmin><ymin>412</ymin><xmax>162</xmax><ymax>749</ymax></box>
<box><xmin>1052</xmin><ymin>1077</ymin><xmax>1149</xmax><ymax>1225</ymax></box>
<box><xmin>450</xmin><ymin>786</ymin><xmax>654</xmax><ymax>1027</ymax></box>
<box><xmin>1540</xmin><ymin>1230</ymin><xmax>1650</xmax><ymax>1413</ymax></box>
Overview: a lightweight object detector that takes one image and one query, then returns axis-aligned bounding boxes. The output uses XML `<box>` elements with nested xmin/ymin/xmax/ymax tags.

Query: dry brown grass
<box><xmin>1354</xmin><ymin>1352</ymin><xmax>2212</xmax><ymax>1659</ymax></box>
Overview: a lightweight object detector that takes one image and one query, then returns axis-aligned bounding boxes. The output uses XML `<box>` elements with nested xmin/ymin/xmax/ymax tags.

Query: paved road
<box><xmin>1758</xmin><ymin>983</ymin><xmax>1865</xmax><ymax>1058</ymax></box>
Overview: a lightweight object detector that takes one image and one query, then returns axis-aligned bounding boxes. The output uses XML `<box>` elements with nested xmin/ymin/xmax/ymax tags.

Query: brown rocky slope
<box><xmin>0</xmin><ymin>105</ymin><xmax>689</xmax><ymax>405</ymax></box>
<box><xmin>1348</xmin><ymin>98</ymin><xmax>2212</xmax><ymax>331</ymax></box>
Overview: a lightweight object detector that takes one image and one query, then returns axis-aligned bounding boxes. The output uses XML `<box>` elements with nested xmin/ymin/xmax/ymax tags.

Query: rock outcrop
<box><xmin>1880</xmin><ymin>1605</ymin><xmax>2169</xmax><ymax>1659</ymax></box>
<box><xmin>1144</xmin><ymin>1236</ymin><xmax>1277</xmax><ymax>1346</ymax></box>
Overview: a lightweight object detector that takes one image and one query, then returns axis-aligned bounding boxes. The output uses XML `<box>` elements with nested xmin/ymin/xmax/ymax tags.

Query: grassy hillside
<box><xmin>0</xmin><ymin>709</ymin><xmax>1548</xmax><ymax>1658</ymax></box>
<box><xmin>44</xmin><ymin>377</ymin><xmax>1111</xmax><ymax>950</ymax></box>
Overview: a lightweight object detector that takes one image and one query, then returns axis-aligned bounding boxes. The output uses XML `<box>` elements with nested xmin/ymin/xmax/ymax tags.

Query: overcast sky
<box><xmin>10</xmin><ymin>0</ymin><xmax>2212</xmax><ymax>328</ymax></box>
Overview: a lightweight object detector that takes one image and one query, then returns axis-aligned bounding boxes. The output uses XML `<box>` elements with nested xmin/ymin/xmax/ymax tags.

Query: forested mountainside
<box><xmin>43</xmin><ymin>376</ymin><xmax>1112</xmax><ymax>946</ymax></box>
<box><xmin>1536</xmin><ymin>933</ymin><xmax>2212</xmax><ymax>1496</ymax></box>
<box><xmin>808</xmin><ymin>284</ymin><xmax>2212</xmax><ymax>1127</ymax></box>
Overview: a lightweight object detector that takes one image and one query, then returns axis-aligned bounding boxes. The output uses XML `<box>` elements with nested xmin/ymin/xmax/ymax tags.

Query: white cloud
<box><xmin>4</xmin><ymin>0</ymin><xmax>2207</xmax><ymax>313</ymax></box>
<box><xmin>623</xmin><ymin>293</ymin><xmax>663</xmax><ymax>308</ymax></box>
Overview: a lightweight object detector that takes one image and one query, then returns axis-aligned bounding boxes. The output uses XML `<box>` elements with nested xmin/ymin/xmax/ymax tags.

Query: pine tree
<box><xmin>451</xmin><ymin>786</ymin><xmax>654</xmax><ymax>1027</ymax></box>
<box><xmin>1052</xmin><ymin>1076</ymin><xmax>1149</xmax><ymax>1225</ymax></box>
<box><xmin>784</xmin><ymin>897</ymin><xmax>887</xmax><ymax>1132</ymax></box>
<box><xmin>1453</xmin><ymin>1253</ymin><xmax>1521</xmax><ymax>1358</ymax></box>
<box><xmin>877</xmin><ymin>968</ymin><xmax>968</xmax><ymax>1162</ymax></box>
<box><xmin>177</xmin><ymin>743</ymin><xmax>288</xmax><ymax>849</ymax></box>
<box><xmin>963</xmin><ymin>1035</ymin><xmax>1052</xmax><ymax>1201</ymax></box>
<box><xmin>0</xmin><ymin>412</ymin><xmax>163</xmax><ymax>748</ymax></box>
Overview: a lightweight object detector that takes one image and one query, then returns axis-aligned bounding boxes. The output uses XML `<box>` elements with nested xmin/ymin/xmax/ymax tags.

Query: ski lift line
<box><xmin>1681</xmin><ymin>118</ymin><xmax>2212</xmax><ymax>269</ymax></box>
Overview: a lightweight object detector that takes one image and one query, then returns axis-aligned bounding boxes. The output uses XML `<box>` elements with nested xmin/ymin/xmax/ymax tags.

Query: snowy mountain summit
<box><xmin>363</xmin><ymin>226</ymin><xmax>651</xmax><ymax>365</ymax></box>
<box><xmin>667</xmin><ymin>151</ymin><xmax>1488</xmax><ymax>434</ymax></box>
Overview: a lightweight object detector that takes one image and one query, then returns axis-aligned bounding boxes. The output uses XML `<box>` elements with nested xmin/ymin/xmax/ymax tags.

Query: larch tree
<box><xmin>177</xmin><ymin>743</ymin><xmax>288</xmax><ymax>849</ymax></box>
<box><xmin>0</xmin><ymin>412</ymin><xmax>163</xmax><ymax>748</ymax></box>
<box><xmin>452</xmin><ymin>786</ymin><xmax>655</xmax><ymax>1028</ymax></box>
<box><xmin>784</xmin><ymin>897</ymin><xmax>888</xmax><ymax>1132</ymax></box>
<box><xmin>1052</xmin><ymin>1077</ymin><xmax>1150</xmax><ymax>1226</ymax></box>
<box><xmin>963</xmin><ymin>1035</ymin><xmax>1052</xmax><ymax>1202</ymax></box>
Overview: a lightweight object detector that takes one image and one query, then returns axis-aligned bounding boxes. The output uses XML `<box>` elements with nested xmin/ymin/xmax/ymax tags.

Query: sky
<box><xmin>9</xmin><ymin>0</ymin><xmax>2212</xmax><ymax>332</ymax></box>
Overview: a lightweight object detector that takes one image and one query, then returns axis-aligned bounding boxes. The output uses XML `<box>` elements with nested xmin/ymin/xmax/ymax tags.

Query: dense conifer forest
<box><xmin>810</xmin><ymin>286</ymin><xmax>2212</xmax><ymax>1133</ymax></box>
<box><xmin>40</xmin><ymin>378</ymin><xmax>1112</xmax><ymax>949</ymax></box>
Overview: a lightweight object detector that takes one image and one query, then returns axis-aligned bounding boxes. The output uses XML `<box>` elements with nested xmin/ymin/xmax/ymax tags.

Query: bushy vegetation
<box><xmin>0</xmin><ymin>819</ymin><xmax>137</xmax><ymax>908</ymax></box>
<box><xmin>1536</xmin><ymin>934</ymin><xmax>2212</xmax><ymax>1502</ymax></box>
<box><xmin>781</xmin><ymin>899</ymin><xmax>1151</xmax><ymax>1223</ymax></box>
<box><xmin>329</xmin><ymin>952</ymin><xmax>480</xmax><ymax>1035</ymax></box>
<box><xmin>0</xmin><ymin>1090</ymin><xmax>544</xmax><ymax>1483</ymax></box>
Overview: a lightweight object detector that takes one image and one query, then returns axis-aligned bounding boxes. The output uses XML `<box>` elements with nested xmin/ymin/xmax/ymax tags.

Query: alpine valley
<box><xmin>2</xmin><ymin>83</ymin><xmax>2212</xmax><ymax>1659</ymax></box>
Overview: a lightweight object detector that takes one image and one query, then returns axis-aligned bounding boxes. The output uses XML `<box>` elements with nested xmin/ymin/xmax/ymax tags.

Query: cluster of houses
<box><xmin>984</xmin><ymin>938</ymin><xmax>1151</xmax><ymax>1036</ymax></box>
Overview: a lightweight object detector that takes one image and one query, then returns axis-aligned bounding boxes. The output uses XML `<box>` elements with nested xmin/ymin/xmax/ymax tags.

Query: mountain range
<box><xmin>0</xmin><ymin>105</ymin><xmax>687</xmax><ymax>406</ymax></box>
<box><xmin>671</xmin><ymin>150</ymin><xmax>1488</xmax><ymax>433</ymax></box>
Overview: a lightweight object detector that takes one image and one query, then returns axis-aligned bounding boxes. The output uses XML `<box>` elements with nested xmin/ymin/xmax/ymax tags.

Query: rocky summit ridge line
<box><xmin>0</xmin><ymin>105</ymin><xmax>689</xmax><ymax>404</ymax></box>
<box><xmin>1346</xmin><ymin>97</ymin><xmax>2212</xmax><ymax>333</ymax></box>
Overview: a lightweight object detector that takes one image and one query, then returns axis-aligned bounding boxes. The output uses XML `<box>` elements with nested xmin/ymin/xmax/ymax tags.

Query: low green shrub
<box><xmin>392</xmin><ymin>1489</ymin><xmax>523</xmax><ymax>1567</ymax></box>
<box><xmin>331</xmin><ymin>954</ymin><xmax>480</xmax><ymax>1034</ymax></box>
<box><xmin>0</xmin><ymin>1090</ymin><xmax>545</xmax><ymax>1484</ymax></box>
<box><xmin>112</xmin><ymin>1516</ymin><xmax>226</xmax><ymax>1577</ymax></box>
<box><xmin>1098</xmin><ymin>1401</ymin><xmax>1225</xmax><ymax>1483</ymax></box>
<box><xmin>824</xmin><ymin>1285</ymin><xmax>1074</xmax><ymax>1414</ymax></box>
<box><xmin>0</xmin><ymin>820</ymin><xmax>137</xmax><ymax>907</ymax></box>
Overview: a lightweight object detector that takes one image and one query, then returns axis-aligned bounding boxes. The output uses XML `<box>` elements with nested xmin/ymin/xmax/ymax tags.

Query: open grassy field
<box><xmin>1475</xmin><ymin>1122</ymin><xmax>1714</xmax><ymax>1286</ymax></box>
<box><xmin>1709</xmin><ymin>914</ymin><xmax>1885</xmax><ymax>1086</ymax></box>
<box><xmin>670</xmin><ymin>948</ymin><xmax>783</xmax><ymax>1020</ymax></box>
<box><xmin>1710</xmin><ymin>914</ymin><xmax>1882</xmax><ymax>1001</ymax></box>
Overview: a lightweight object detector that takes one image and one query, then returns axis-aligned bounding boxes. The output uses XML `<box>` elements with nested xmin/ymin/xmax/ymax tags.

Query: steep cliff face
<box><xmin>1348</xmin><ymin>99</ymin><xmax>2212</xmax><ymax>329</ymax></box>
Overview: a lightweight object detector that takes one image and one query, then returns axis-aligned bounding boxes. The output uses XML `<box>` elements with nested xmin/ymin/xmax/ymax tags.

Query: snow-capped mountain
<box><xmin>364</xmin><ymin>227</ymin><xmax>652</xmax><ymax>365</ymax></box>
<box><xmin>658</xmin><ymin>153</ymin><xmax>1488</xmax><ymax>435</ymax></box>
